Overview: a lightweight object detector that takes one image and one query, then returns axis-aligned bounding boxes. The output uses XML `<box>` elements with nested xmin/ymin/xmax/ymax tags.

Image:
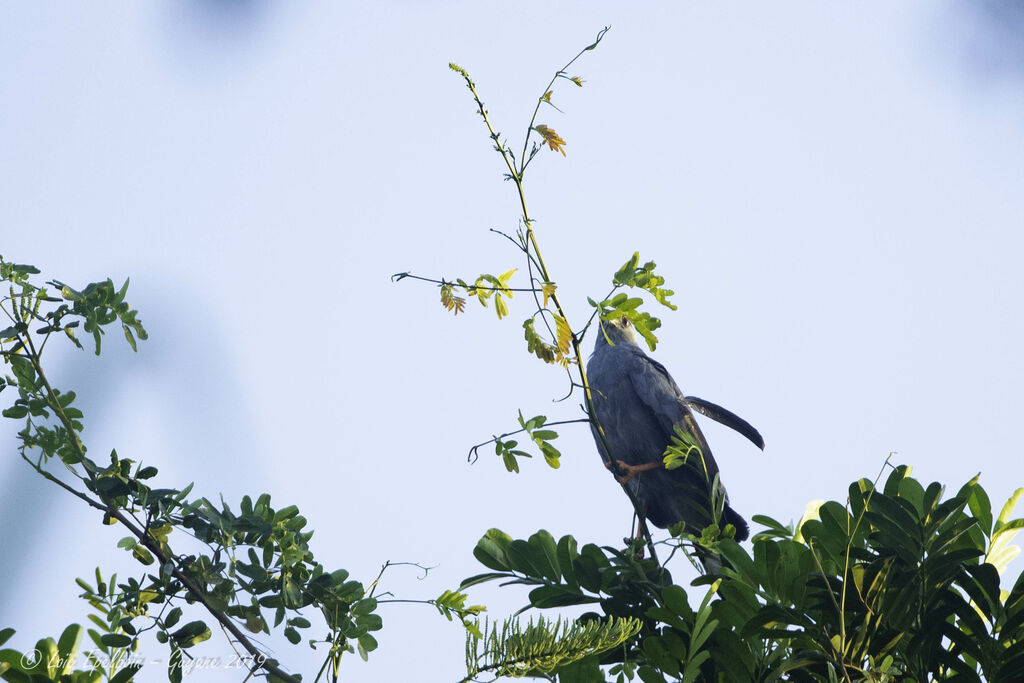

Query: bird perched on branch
<box><xmin>586</xmin><ymin>317</ymin><xmax>764</xmax><ymax>557</ymax></box>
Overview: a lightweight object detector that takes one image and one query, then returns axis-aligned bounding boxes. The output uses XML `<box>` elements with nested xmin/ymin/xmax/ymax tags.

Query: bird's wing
<box><xmin>683</xmin><ymin>396</ymin><xmax>765</xmax><ymax>450</ymax></box>
<box><xmin>626</xmin><ymin>352</ymin><xmax>718</xmax><ymax>474</ymax></box>
<box><xmin>627</xmin><ymin>354</ymin><xmax>690</xmax><ymax>431</ymax></box>
<box><xmin>624</xmin><ymin>350</ymin><xmax>728</xmax><ymax>527</ymax></box>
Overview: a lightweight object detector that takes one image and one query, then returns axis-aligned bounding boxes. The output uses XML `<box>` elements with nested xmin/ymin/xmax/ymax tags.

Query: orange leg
<box><xmin>605</xmin><ymin>458</ymin><xmax>664</xmax><ymax>485</ymax></box>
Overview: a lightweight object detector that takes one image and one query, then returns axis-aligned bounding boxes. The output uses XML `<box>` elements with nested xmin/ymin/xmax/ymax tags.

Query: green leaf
<box><xmin>352</xmin><ymin>598</ymin><xmax>377</xmax><ymax>617</ymax></box>
<box><xmin>661</xmin><ymin>585</ymin><xmax>693</xmax><ymax>619</ymax></box>
<box><xmin>540</xmin><ymin>442</ymin><xmax>561</xmax><ymax>469</ymax></box>
<box><xmin>164</xmin><ymin>607</ymin><xmax>182</xmax><ymax>630</ymax></box>
<box><xmin>574</xmin><ymin>544</ymin><xmax>609</xmax><ymax>594</ymax></box>
<box><xmin>611</xmin><ymin>252</ymin><xmax>677</xmax><ymax>310</ymax></box>
<box><xmin>637</xmin><ymin>665</ymin><xmax>667</xmax><ymax>683</ymax></box>
<box><xmin>556</xmin><ymin>654</ymin><xmax>603</xmax><ymax>683</ymax></box>
<box><xmin>556</xmin><ymin>535</ymin><xmax>580</xmax><ymax>591</ymax></box>
<box><xmin>282</xmin><ymin>573</ymin><xmax>303</xmax><ymax>608</ymax></box>
<box><xmin>529</xmin><ymin>585</ymin><xmax>595</xmax><ymax>609</ymax></box>
<box><xmin>0</xmin><ymin>651</ymin><xmax>26</xmax><ymax>682</ymax></box>
<box><xmin>508</xmin><ymin>538</ymin><xmax>548</xmax><ymax>580</ymax></box>
<box><xmin>502</xmin><ymin>450</ymin><xmax>519</xmax><ymax>473</ymax></box>
<box><xmin>132</xmin><ymin>546</ymin><xmax>155</xmax><ymax>565</ymax></box>
<box><xmin>527</xmin><ymin>530</ymin><xmax>562</xmax><ymax>582</ymax></box>
<box><xmin>9</xmin><ymin>354</ymin><xmax>36</xmax><ymax>389</ymax></box>
<box><xmin>110</xmin><ymin>663</ymin><xmax>144</xmax><ymax>683</ymax></box>
<box><xmin>137</xmin><ymin>466</ymin><xmax>158</xmax><ymax>480</ymax></box>
<box><xmin>495</xmin><ymin>294</ymin><xmax>509</xmax><ymax>320</ymax></box>
<box><xmin>168</xmin><ymin>646</ymin><xmax>183</xmax><ymax>683</ymax></box>
<box><xmin>357</xmin><ymin>633</ymin><xmax>378</xmax><ymax>661</ymax></box>
<box><xmin>56</xmin><ymin>624</ymin><xmax>83</xmax><ymax>676</ymax></box>
<box><xmin>100</xmin><ymin>634</ymin><xmax>133</xmax><ymax>648</ymax></box>
<box><xmin>474</xmin><ymin>529</ymin><xmax>513</xmax><ymax>571</ymax></box>
<box><xmin>272</xmin><ymin>505</ymin><xmax>299</xmax><ymax>523</ymax></box>
<box><xmin>123</xmin><ymin>324</ymin><xmax>137</xmax><ymax>352</ymax></box>
<box><xmin>968</xmin><ymin>483</ymin><xmax>994</xmax><ymax>537</ymax></box>
<box><xmin>2</xmin><ymin>405</ymin><xmax>28</xmax><ymax>419</ymax></box>
<box><xmin>169</xmin><ymin>621</ymin><xmax>211</xmax><ymax>648</ymax></box>
<box><xmin>460</xmin><ymin>572</ymin><xmax>516</xmax><ymax>590</ymax></box>
<box><xmin>614</xmin><ymin>252</ymin><xmax>640</xmax><ymax>284</ymax></box>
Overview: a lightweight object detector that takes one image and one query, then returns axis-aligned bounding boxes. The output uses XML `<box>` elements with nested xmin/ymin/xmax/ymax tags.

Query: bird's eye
<box><xmin>620</xmin><ymin>316</ymin><xmax>630</xmax><ymax>327</ymax></box>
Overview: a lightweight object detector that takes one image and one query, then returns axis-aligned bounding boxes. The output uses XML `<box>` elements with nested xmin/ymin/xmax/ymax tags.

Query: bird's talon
<box><xmin>605</xmin><ymin>459</ymin><xmax>637</xmax><ymax>484</ymax></box>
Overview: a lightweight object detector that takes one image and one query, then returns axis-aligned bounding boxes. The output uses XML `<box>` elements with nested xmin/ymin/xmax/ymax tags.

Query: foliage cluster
<box><xmin>0</xmin><ymin>259</ymin><xmax>471</xmax><ymax>682</ymax></box>
<box><xmin>457</xmin><ymin>466</ymin><xmax>1024</xmax><ymax>682</ymax></box>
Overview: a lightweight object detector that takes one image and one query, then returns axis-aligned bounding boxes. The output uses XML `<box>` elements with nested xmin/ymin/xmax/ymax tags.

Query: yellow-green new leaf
<box><xmin>440</xmin><ymin>284</ymin><xmax>466</xmax><ymax>315</ymax></box>
<box><xmin>995</xmin><ymin>488</ymin><xmax>1024</xmax><ymax>533</ymax></box>
<box><xmin>542</xmin><ymin>282</ymin><xmax>556</xmax><ymax>308</ymax></box>
<box><xmin>987</xmin><ymin>537</ymin><xmax>1021</xmax><ymax>576</ymax></box>
<box><xmin>534</xmin><ymin>125</ymin><xmax>566</xmax><ymax>156</ymax></box>
<box><xmin>497</xmin><ymin>268</ymin><xmax>517</xmax><ymax>292</ymax></box>
<box><xmin>540</xmin><ymin>442</ymin><xmax>561</xmax><ymax>469</ymax></box>
<box><xmin>553</xmin><ymin>314</ymin><xmax>572</xmax><ymax>355</ymax></box>
<box><xmin>495</xmin><ymin>294</ymin><xmax>509</xmax><ymax>320</ymax></box>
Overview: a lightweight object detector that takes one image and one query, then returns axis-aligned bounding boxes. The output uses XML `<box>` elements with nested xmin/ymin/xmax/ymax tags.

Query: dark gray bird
<box><xmin>587</xmin><ymin>317</ymin><xmax>764</xmax><ymax>547</ymax></box>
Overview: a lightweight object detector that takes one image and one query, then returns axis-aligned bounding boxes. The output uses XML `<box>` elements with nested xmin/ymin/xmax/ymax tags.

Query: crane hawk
<box><xmin>587</xmin><ymin>317</ymin><xmax>764</xmax><ymax>547</ymax></box>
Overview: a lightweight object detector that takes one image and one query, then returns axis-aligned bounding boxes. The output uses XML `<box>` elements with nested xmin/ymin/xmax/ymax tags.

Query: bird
<box><xmin>586</xmin><ymin>316</ymin><xmax>764</xmax><ymax>556</ymax></box>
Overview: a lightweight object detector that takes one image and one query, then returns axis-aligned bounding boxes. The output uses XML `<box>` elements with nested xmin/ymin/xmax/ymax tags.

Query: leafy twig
<box><xmin>448</xmin><ymin>29</ymin><xmax>661</xmax><ymax>561</ymax></box>
<box><xmin>392</xmin><ymin>272</ymin><xmax>542</xmax><ymax>293</ymax></box>
<box><xmin>467</xmin><ymin>418</ymin><xmax>589</xmax><ymax>464</ymax></box>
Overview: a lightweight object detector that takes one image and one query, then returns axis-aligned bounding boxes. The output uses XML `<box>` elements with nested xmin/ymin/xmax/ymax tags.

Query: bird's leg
<box><xmin>624</xmin><ymin>503</ymin><xmax>651</xmax><ymax>558</ymax></box>
<box><xmin>606</xmin><ymin>459</ymin><xmax>664</xmax><ymax>485</ymax></box>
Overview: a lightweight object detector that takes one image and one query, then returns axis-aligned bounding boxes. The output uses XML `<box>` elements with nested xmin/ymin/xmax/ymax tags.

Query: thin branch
<box><xmin>22</xmin><ymin>448</ymin><xmax>302</xmax><ymax>682</ymax></box>
<box><xmin>23</xmin><ymin>333</ymin><xmax>88</xmax><ymax>465</ymax></box>
<box><xmin>21</xmin><ymin>452</ymin><xmax>104</xmax><ymax>511</ymax></box>
<box><xmin>518</xmin><ymin>26</ymin><xmax>610</xmax><ymax>176</ymax></box>
<box><xmin>552</xmin><ymin>370</ymin><xmax>577</xmax><ymax>403</ymax></box>
<box><xmin>488</xmin><ymin>228</ymin><xmax>528</xmax><ymax>255</ymax></box>
<box><xmin>113</xmin><ymin>503</ymin><xmax>302</xmax><ymax>682</ymax></box>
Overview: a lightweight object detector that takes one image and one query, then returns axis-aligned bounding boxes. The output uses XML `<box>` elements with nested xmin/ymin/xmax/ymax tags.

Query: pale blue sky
<box><xmin>2</xmin><ymin>3</ymin><xmax>1023</xmax><ymax>681</ymax></box>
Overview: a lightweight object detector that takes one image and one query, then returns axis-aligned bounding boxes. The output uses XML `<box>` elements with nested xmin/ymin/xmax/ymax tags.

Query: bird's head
<box><xmin>595</xmin><ymin>316</ymin><xmax>639</xmax><ymax>349</ymax></box>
